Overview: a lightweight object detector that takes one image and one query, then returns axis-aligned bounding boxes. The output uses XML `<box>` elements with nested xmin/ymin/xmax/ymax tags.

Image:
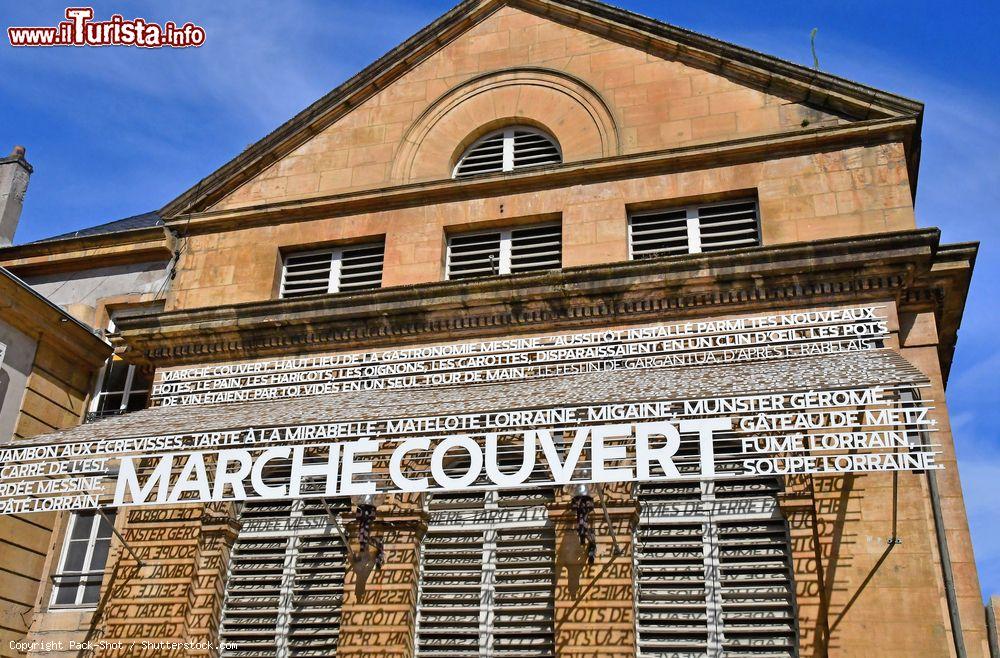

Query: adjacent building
<box><xmin>0</xmin><ymin>1</ymin><xmax>988</xmax><ymax>656</ymax></box>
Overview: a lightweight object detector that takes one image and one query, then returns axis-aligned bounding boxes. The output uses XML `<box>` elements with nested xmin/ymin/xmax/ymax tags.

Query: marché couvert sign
<box><xmin>0</xmin><ymin>307</ymin><xmax>938</xmax><ymax>515</ymax></box>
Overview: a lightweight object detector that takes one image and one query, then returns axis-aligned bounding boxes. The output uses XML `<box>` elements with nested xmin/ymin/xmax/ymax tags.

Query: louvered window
<box><xmin>280</xmin><ymin>242</ymin><xmax>384</xmax><ymax>298</ymax></box>
<box><xmin>415</xmin><ymin>452</ymin><xmax>556</xmax><ymax>658</ymax></box>
<box><xmin>635</xmin><ymin>479</ymin><xmax>798</xmax><ymax>657</ymax></box>
<box><xmin>629</xmin><ymin>200</ymin><xmax>760</xmax><ymax>259</ymax></box>
<box><xmin>454</xmin><ymin>127</ymin><xmax>561</xmax><ymax>178</ymax></box>
<box><xmin>634</xmin><ymin>432</ymin><xmax>797</xmax><ymax>657</ymax></box>
<box><xmin>447</xmin><ymin>223</ymin><xmax>561</xmax><ymax>280</ymax></box>
<box><xmin>220</xmin><ymin>498</ymin><xmax>349</xmax><ymax>658</ymax></box>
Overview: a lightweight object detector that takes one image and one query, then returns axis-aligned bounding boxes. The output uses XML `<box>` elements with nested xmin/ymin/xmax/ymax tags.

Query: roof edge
<box><xmin>159</xmin><ymin>0</ymin><xmax>496</xmax><ymax>218</ymax></box>
<box><xmin>0</xmin><ymin>226</ymin><xmax>173</xmax><ymax>270</ymax></box>
<box><xmin>0</xmin><ymin>267</ymin><xmax>111</xmax><ymax>368</ymax></box>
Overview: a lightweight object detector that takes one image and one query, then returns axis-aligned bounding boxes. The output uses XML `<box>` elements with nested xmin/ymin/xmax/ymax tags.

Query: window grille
<box><xmin>629</xmin><ymin>200</ymin><xmax>760</xmax><ymax>259</ymax></box>
<box><xmin>51</xmin><ymin>511</ymin><xmax>116</xmax><ymax>607</ymax></box>
<box><xmin>454</xmin><ymin>127</ymin><xmax>561</xmax><ymax>178</ymax></box>
<box><xmin>220</xmin><ymin>498</ymin><xmax>349</xmax><ymax>658</ymax></box>
<box><xmin>446</xmin><ymin>223</ymin><xmax>561</xmax><ymax>280</ymax></box>
<box><xmin>280</xmin><ymin>242</ymin><xmax>384</xmax><ymax>299</ymax></box>
<box><xmin>415</xmin><ymin>450</ymin><xmax>556</xmax><ymax>658</ymax></box>
<box><xmin>634</xmin><ymin>432</ymin><xmax>797</xmax><ymax>657</ymax></box>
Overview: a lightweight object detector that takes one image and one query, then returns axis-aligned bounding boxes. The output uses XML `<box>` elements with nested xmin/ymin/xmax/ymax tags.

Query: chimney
<box><xmin>0</xmin><ymin>146</ymin><xmax>32</xmax><ymax>247</ymax></box>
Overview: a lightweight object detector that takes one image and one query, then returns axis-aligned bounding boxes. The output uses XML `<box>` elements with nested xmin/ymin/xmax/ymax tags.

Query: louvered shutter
<box><xmin>629</xmin><ymin>200</ymin><xmax>760</xmax><ymax>259</ymax></box>
<box><xmin>492</xmin><ymin>526</ymin><xmax>557</xmax><ymax>657</ymax></box>
<box><xmin>221</xmin><ymin>534</ymin><xmax>293</xmax><ymax>657</ymax></box>
<box><xmin>455</xmin><ymin>131</ymin><xmax>506</xmax><ymax>178</ymax></box>
<box><xmin>221</xmin><ymin>499</ymin><xmax>348</xmax><ymax>658</ymax></box>
<box><xmin>717</xmin><ymin>519</ymin><xmax>796</xmax><ymax>656</ymax></box>
<box><xmin>713</xmin><ymin>478</ymin><xmax>796</xmax><ymax>657</ymax></box>
<box><xmin>697</xmin><ymin>201</ymin><xmax>760</xmax><ymax>252</ymax></box>
<box><xmin>635</xmin><ymin>478</ymin><xmax>797</xmax><ymax>658</ymax></box>
<box><xmin>447</xmin><ymin>224</ymin><xmax>562</xmax><ymax>279</ymax></box>
<box><xmin>454</xmin><ymin>127</ymin><xmax>561</xmax><ymax>179</ymax></box>
<box><xmin>635</xmin><ymin>482</ymin><xmax>711</xmax><ymax>657</ymax></box>
<box><xmin>338</xmin><ymin>243</ymin><xmax>384</xmax><ymax>292</ymax></box>
<box><xmin>281</xmin><ymin>251</ymin><xmax>335</xmax><ymax>298</ymax></box>
<box><xmin>288</xmin><ymin>535</ymin><xmax>347</xmax><ymax>657</ymax></box>
<box><xmin>629</xmin><ymin>209</ymin><xmax>691</xmax><ymax>259</ymax></box>
<box><xmin>281</xmin><ymin>243</ymin><xmax>384</xmax><ymax>298</ymax></box>
<box><xmin>416</xmin><ymin>529</ymin><xmax>484</xmax><ymax>657</ymax></box>
<box><xmin>511</xmin><ymin>130</ymin><xmax>561</xmax><ymax>170</ymax></box>
<box><xmin>416</xmin><ymin>488</ymin><xmax>555</xmax><ymax>658</ymax></box>
<box><xmin>509</xmin><ymin>223</ymin><xmax>561</xmax><ymax>274</ymax></box>
<box><xmin>447</xmin><ymin>231</ymin><xmax>503</xmax><ymax>279</ymax></box>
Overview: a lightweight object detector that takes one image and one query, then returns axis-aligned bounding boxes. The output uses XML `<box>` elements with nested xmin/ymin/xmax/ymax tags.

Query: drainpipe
<box><xmin>910</xmin><ymin>386</ymin><xmax>968</xmax><ymax>658</ymax></box>
<box><xmin>927</xmin><ymin>465</ymin><xmax>968</xmax><ymax>658</ymax></box>
<box><xmin>986</xmin><ymin>598</ymin><xmax>999</xmax><ymax>658</ymax></box>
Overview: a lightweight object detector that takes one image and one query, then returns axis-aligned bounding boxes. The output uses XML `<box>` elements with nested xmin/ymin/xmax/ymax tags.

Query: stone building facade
<box><xmin>0</xmin><ymin>0</ymin><xmax>987</xmax><ymax>657</ymax></box>
<box><xmin>0</xmin><ymin>267</ymin><xmax>110</xmax><ymax>652</ymax></box>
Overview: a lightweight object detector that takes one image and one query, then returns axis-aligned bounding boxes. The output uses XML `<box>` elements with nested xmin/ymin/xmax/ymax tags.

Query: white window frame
<box><xmin>279</xmin><ymin>243</ymin><xmax>383</xmax><ymax>298</ymax></box>
<box><xmin>446</xmin><ymin>222</ymin><xmax>560</xmax><ymax>280</ymax></box>
<box><xmin>50</xmin><ymin>511</ymin><xmax>116</xmax><ymax>609</ymax></box>
<box><xmin>628</xmin><ymin>198</ymin><xmax>760</xmax><ymax>259</ymax></box>
<box><xmin>88</xmin><ymin>318</ymin><xmax>151</xmax><ymax>419</ymax></box>
<box><xmin>453</xmin><ymin>126</ymin><xmax>562</xmax><ymax>178</ymax></box>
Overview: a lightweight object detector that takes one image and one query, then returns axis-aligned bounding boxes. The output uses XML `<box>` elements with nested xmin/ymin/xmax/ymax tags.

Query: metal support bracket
<box><xmin>596</xmin><ymin>484</ymin><xmax>625</xmax><ymax>557</ymax></box>
<box><xmin>321</xmin><ymin>498</ymin><xmax>358</xmax><ymax>561</ymax></box>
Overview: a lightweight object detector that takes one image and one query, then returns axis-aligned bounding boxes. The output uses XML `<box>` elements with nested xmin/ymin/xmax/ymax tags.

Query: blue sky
<box><xmin>2</xmin><ymin>0</ymin><xmax>999</xmax><ymax>594</ymax></box>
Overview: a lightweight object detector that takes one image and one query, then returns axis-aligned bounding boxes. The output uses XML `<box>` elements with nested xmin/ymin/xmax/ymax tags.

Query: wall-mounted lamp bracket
<box><xmin>98</xmin><ymin>507</ymin><xmax>145</xmax><ymax>569</ymax></box>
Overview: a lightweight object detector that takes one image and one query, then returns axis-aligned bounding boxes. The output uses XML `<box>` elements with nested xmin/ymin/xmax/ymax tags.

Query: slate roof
<box><xmin>13</xmin><ymin>349</ymin><xmax>927</xmax><ymax>448</ymax></box>
<box><xmin>30</xmin><ymin>211</ymin><xmax>162</xmax><ymax>244</ymax></box>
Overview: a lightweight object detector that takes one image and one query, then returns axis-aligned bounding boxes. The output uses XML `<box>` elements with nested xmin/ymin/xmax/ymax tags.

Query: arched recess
<box><xmin>392</xmin><ymin>68</ymin><xmax>620</xmax><ymax>184</ymax></box>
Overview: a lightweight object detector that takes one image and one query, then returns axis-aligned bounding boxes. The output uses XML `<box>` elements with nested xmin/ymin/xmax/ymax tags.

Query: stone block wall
<box><xmin>211</xmin><ymin>4</ymin><xmax>847</xmax><ymax>211</ymax></box>
<box><xmin>167</xmin><ymin>141</ymin><xmax>914</xmax><ymax>311</ymax></box>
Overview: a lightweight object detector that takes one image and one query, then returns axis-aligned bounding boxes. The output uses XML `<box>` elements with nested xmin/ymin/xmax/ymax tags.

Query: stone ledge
<box><xmin>111</xmin><ymin>229</ymin><xmax>973</xmax><ymax>383</ymax></box>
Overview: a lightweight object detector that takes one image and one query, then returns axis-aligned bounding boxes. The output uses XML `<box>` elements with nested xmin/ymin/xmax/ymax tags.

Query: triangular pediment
<box><xmin>161</xmin><ymin>0</ymin><xmax>922</xmax><ymax>217</ymax></box>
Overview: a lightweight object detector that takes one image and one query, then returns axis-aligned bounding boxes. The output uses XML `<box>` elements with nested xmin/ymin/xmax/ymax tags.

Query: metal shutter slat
<box><xmin>447</xmin><ymin>231</ymin><xmax>502</xmax><ymax>280</ymax></box>
<box><xmin>509</xmin><ymin>224</ymin><xmax>561</xmax><ymax>273</ymax></box>
<box><xmin>630</xmin><ymin>212</ymin><xmax>690</xmax><ymax>259</ymax></box>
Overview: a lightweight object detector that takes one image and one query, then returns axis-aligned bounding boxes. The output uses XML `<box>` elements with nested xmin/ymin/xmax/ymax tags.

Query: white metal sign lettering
<box><xmin>0</xmin><ymin>385</ymin><xmax>937</xmax><ymax>515</ymax></box>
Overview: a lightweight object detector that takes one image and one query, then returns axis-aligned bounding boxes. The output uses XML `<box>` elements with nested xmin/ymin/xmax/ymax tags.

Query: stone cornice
<box><xmin>522</xmin><ymin>0</ymin><xmax>923</xmax><ymax>120</ymax></box>
<box><xmin>113</xmin><ymin>229</ymin><xmax>973</xmax><ymax>383</ymax></box>
<box><xmin>911</xmin><ymin>241</ymin><xmax>977</xmax><ymax>382</ymax></box>
<box><xmin>0</xmin><ymin>226</ymin><xmax>175</xmax><ymax>274</ymax></box>
<box><xmin>0</xmin><ymin>268</ymin><xmax>111</xmax><ymax>369</ymax></box>
<box><xmin>164</xmin><ymin>117</ymin><xmax>916</xmax><ymax>237</ymax></box>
